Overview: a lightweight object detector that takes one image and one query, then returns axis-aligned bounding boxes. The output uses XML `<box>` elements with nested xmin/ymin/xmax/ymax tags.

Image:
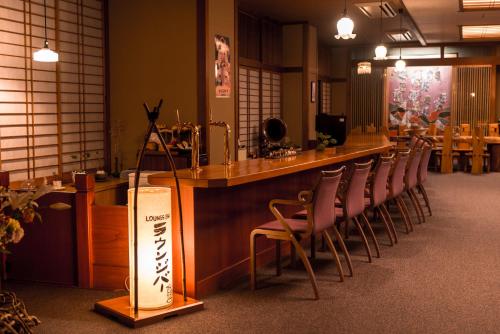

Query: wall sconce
<box><xmin>95</xmin><ymin>100</ymin><xmax>203</xmax><ymax>327</ymax></box>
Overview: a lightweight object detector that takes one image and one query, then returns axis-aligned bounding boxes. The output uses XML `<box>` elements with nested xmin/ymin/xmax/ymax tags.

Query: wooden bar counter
<box><xmin>149</xmin><ymin>134</ymin><xmax>392</xmax><ymax>298</ymax></box>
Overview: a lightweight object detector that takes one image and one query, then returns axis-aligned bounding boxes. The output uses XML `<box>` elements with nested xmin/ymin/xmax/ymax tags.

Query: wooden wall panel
<box><xmin>349</xmin><ymin>68</ymin><xmax>384</xmax><ymax>132</ymax></box>
<box><xmin>452</xmin><ymin>65</ymin><xmax>493</xmax><ymax>132</ymax></box>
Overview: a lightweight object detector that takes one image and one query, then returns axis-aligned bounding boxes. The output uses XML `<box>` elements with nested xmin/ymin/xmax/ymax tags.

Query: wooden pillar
<box><xmin>471</xmin><ymin>126</ymin><xmax>484</xmax><ymax>175</ymax></box>
<box><xmin>75</xmin><ymin>174</ymin><xmax>95</xmax><ymax>288</ymax></box>
<box><xmin>440</xmin><ymin>126</ymin><xmax>453</xmax><ymax>174</ymax></box>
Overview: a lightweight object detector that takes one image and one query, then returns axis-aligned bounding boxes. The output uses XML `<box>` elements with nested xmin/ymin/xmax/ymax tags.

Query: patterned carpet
<box><xmin>6</xmin><ymin>172</ymin><xmax>500</xmax><ymax>334</ymax></box>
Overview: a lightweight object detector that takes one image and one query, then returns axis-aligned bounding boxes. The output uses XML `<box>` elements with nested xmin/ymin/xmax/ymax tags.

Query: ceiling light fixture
<box><xmin>33</xmin><ymin>0</ymin><xmax>59</xmax><ymax>62</ymax></box>
<box><xmin>357</xmin><ymin>61</ymin><xmax>372</xmax><ymax>75</ymax></box>
<box><xmin>374</xmin><ymin>0</ymin><xmax>387</xmax><ymax>60</ymax></box>
<box><xmin>394</xmin><ymin>8</ymin><xmax>406</xmax><ymax>72</ymax></box>
<box><xmin>335</xmin><ymin>0</ymin><xmax>356</xmax><ymax>40</ymax></box>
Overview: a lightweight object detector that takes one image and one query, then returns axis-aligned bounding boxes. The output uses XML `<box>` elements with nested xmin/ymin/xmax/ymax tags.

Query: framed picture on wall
<box><xmin>311</xmin><ymin>81</ymin><xmax>316</xmax><ymax>103</ymax></box>
<box><xmin>215</xmin><ymin>35</ymin><xmax>231</xmax><ymax>98</ymax></box>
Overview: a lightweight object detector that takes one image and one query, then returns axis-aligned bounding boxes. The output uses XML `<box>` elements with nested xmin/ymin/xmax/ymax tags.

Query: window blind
<box><xmin>0</xmin><ymin>0</ymin><xmax>105</xmax><ymax>181</ymax></box>
<box><xmin>238</xmin><ymin>67</ymin><xmax>281</xmax><ymax>157</ymax></box>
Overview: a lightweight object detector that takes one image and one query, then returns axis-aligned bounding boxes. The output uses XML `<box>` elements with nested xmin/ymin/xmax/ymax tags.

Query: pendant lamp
<box><xmin>335</xmin><ymin>0</ymin><xmax>356</xmax><ymax>40</ymax></box>
<box><xmin>394</xmin><ymin>9</ymin><xmax>406</xmax><ymax>72</ymax></box>
<box><xmin>374</xmin><ymin>0</ymin><xmax>387</xmax><ymax>60</ymax></box>
<box><xmin>33</xmin><ymin>0</ymin><xmax>59</xmax><ymax>62</ymax></box>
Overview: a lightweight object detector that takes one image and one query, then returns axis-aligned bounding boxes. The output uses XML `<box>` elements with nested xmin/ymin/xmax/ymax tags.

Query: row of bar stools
<box><xmin>249</xmin><ymin>136</ymin><xmax>434</xmax><ymax>299</ymax></box>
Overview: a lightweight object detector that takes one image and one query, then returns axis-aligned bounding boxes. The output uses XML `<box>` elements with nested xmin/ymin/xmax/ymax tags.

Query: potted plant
<box><xmin>316</xmin><ymin>132</ymin><xmax>337</xmax><ymax>152</ymax></box>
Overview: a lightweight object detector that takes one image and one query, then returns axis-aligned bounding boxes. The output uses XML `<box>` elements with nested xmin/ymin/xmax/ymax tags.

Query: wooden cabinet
<box><xmin>6</xmin><ymin>192</ymin><xmax>77</xmax><ymax>286</ymax></box>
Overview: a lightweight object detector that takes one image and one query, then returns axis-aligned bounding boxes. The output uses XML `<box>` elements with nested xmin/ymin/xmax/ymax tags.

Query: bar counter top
<box><xmin>149</xmin><ymin>134</ymin><xmax>392</xmax><ymax>188</ymax></box>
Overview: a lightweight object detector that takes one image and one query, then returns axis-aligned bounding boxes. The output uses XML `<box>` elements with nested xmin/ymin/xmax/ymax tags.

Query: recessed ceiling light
<box><xmin>387</xmin><ymin>30</ymin><xmax>413</xmax><ymax>42</ymax></box>
<box><xmin>462</xmin><ymin>25</ymin><xmax>500</xmax><ymax>39</ymax></box>
<box><xmin>461</xmin><ymin>0</ymin><xmax>500</xmax><ymax>10</ymax></box>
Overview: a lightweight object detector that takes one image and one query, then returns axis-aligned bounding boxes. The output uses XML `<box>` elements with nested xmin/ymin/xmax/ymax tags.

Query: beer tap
<box><xmin>209</xmin><ymin>109</ymin><xmax>231</xmax><ymax>165</ymax></box>
<box><xmin>175</xmin><ymin>109</ymin><xmax>202</xmax><ymax>171</ymax></box>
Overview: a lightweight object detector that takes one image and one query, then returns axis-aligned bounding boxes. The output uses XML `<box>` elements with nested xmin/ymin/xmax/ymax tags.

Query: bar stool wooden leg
<box><xmin>290</xmin><ymin>241</ymin><xmax>296</xmax><ymax>268</ymax></box>
<box><xmin>331</xmin><ymin>225</ymin><xmax>353</xmax><ymax>277</ymax></box>
<box><xmin>352</xmin><ymin>216</ymin><xmax>373</xmax><ymax>263</ymax></box>
<box><xmin>276</xmin><ymin>240</ymin><xmax>281</xmax><ymax>276</ymax></box>
<box><xmin>250</xmin><ymin>231</ymin><xmax>258</xmax><ymax>290</ymax></box>
<box><xmin>376</xmin><ymin>206</ymin><xmax>394</xmax><ymax>246</ymax></box>
<box><xmin>409</xmin><ymin>189</ymin><xmax>426</xmax><ymax>223</ymax></box>
<box><xmin>398</xmin><ymin>196</ymin><xmax>415</xmax><ymax>231</ymax></box>
<box><xmin>405</xmin><ymin>190</ymin><xmax>423</xmax><ymax>224</ymax></box>
<box><xmin>360</xmin><ymin>212</ymin><xmax>381</xmax><ymax>258</ymax></box>
<box><xmin>290</xmin><ymin>236</ymin><xmax>319</xmax><ymax>300</ymax></box>
<box><xmin>380</xmin><ymin>203</ymin><xmax>398</xmax><ymax>244</ymax></box>
<box><xmin>417</xmin><ymin>184</ymin><xmax>432</xmax><ymax>216</ymax></box>
<box><xmin>310</xmin><ymin>234</ymin><xmax>316</xmax><ymax>261</ymax></box>
<box><xmin>322</xmin><ymin>231</ymin><xmax>344</xmax><ymax>282</ymax></box>
<box><xmin>395</xmin><ymin>197</ymin><xmax>412</xmax><ymax>233</ymax></box>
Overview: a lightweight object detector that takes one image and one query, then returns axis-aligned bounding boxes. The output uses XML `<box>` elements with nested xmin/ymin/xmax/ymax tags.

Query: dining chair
<box><xmin>404</xmin><ymin>147</ymin><xmax>426</xmax><ymax>224</ymax></box>
<box><xmin>387</xmin><ymin>150</ymin><xmax>413</xmax><ymax>234</ymax></box>
<box><xmin>365</xmin><ymin>155</ymin><xmax>398</xmax><ymax>246</ymax></box>
<box><xmin>249</xmin><ymin>167</ymin><xmax>346</xmax><ymax>299</ymax></box>
<box><xmin>336</xmin><ymin>160</ymin><xmax>379</xmax><ymax>263</ymax></box>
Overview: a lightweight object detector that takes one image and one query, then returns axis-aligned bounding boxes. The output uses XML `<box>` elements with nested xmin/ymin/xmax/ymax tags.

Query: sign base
<box><xmin>94</xmin><ymin>293</ymin><xmax>204</xmax><ymax>328</ymax></box>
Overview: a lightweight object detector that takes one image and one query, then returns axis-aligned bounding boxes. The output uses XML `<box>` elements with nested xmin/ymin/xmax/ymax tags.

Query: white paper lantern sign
<box><xmin>128</xmin><ymin>187</ymin><xmax>173</xmax><ymax>309</ymax></box>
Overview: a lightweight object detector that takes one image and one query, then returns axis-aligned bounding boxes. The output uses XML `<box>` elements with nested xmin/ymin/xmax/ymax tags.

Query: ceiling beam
<box><xmin>401</xmin><ymin>0</ymin><xmax>427</xmax><ymax>46</ymax></box>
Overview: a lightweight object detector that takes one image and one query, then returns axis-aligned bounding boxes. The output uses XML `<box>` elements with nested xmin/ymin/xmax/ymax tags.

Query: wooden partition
<box><xmin>452</xmin><ymin>65</ymin><xmax>495</xmax><ymax>131</ymax></box>
<box><xmin>350</xmin><ymin>68</ymin><xmax>384</xmax><ymax>132</ymax></box>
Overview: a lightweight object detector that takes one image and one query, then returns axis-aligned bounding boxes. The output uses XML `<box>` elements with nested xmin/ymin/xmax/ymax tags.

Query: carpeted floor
<box><xmin>7</xmin><ymin>172</ymin><xmax>500</xmax><ymax>334</ymax></box>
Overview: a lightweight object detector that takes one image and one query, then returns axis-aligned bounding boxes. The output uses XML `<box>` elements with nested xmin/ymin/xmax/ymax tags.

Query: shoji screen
<box><xmin>320</xmin><ymin>81</ymin><xmax>332</xmax><ymax>114</ymax></box>
<box><xmin>350</xmin><ymin>68</ymin><xmax>384</xmax><ymax>132</ymax></box>
<box><xmin>451</xmin><ymin>65</ymin><xmax>493</xmax><ymax>131</ymax></box>
<box><xmin>238</xmin><ymin>67</ymin><xmax>260</xmax><ymax>156</ymax></box>
<box><xmin>0</xmin><ymin>0</ymin><xmax>105</xmax><ymax>181</ymax></box>
<box><xmin>261</xmin><ymin>70</ymin><xmax>281</xmax><ymax>121</ymax></box>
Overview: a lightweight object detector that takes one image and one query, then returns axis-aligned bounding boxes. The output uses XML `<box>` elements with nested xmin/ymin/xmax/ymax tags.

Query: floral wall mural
<box><xmin>387</xmin><ymin>66</ymin><xmax>452</xmax><ymax>131</ymax></box>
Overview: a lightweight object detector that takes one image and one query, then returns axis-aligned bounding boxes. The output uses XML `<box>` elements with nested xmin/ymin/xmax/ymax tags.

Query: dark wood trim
<box><xmin>399</xmin><ymin>2</ymin><xmax>426</xmax><ymax>46</ymax></box>
<box><xmin>75</xmin><ymin>174</ymin><xmax>95</xmax><ymax>288</ymax></box>
<box><xmin>197</xmin><ymin>0</ymin><xmax>207</xmax><ymax>154</ymax></box>
<box><xmin>234</xmin><ymin>0</ymin><xmax>239</xmax><ymax>159</ymax></box>
<box><xmin>282</xmin><ymin>66</ymin><xmax>303</xmax><ymax>73</ymax></box>
<box><xmin>103</xmin><ymin>0</ymin><xmax>111</xmax><ymax>172</ymax></box>
<box><xmin>302</xmin><ymin>23</ymin><xmax>309</xmax><ymax>149</ymax></box>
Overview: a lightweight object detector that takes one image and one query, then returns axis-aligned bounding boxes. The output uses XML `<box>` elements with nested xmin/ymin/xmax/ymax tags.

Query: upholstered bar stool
<box><xmin>404</xmin><ymin>147</ymin><xmax>426</xmax><ymax>224</ymax></box>
<box><xmin>365</xmin><ymin>155</ymin><xmax>398</xmax><ymax>246</ymax></box>
<box><xmin>249</xmin><ymin>167</ymin><xmax>346</xmax><ymax>300</ymax></box>
<box><xmin>387</xmin><ymin>150</ymin><xmax>413</xmax><ymax>234</ymax></box>
<box><xmin>335</xmin><ymin>160</ymin><xmax>380</xmax><ymax>263</ymax></box>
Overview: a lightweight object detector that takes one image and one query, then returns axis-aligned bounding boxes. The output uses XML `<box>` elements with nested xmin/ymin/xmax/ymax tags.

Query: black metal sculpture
<box><xmin>132</xmin><ymin>99</ymin><xmax>187</xmax><ymax>316</ymax></box>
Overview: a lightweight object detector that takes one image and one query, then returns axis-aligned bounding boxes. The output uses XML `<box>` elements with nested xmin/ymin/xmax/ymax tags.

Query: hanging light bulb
<box><xmin>374</xmin><ymin>45</ymin><xmax>387</xmax><ymax>60</ymax></box>
<box><xmin>335</xmin><ymin>0</ymin><xmax>356</xmax><ymax>40</ymax></box>
<box><xmin>394</xmin><ymin>8</ymin><xmax>405</xmax><ymax>72</ymax></box>
<box><xmin>33</xmin><ymin>0</ymin><xmax>59</xmax><ymax>62</ymax></box>
<box><xmin>374</xmin><ymin>0</ymin><xmax>387</xmax><ymax>60</ymax></box>
<box><xmin>395</xmin><ymin>59</ymin><xmax>406</xmax><ymax>72</ymax></box>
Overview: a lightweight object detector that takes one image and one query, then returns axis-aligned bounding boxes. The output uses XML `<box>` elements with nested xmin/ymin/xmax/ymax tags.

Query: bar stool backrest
<box><xmin>409</xmin><ymin>135</ymin><xmax>418</xmax><ymax>149</ymax></box>
<box><xmin>312</xmin><ymin>167</ymin><xmax>345</xmax><ymax>233</ymax></box>
<box><xmin>418</xmin><ymin>144</ymin><xmax>432</xmax><ymax>184</ymax></box>
<box><xmin>344</xmin><ymin>160</ymin><xmax>373</xmax><ymax>218</ymax></box>
<box><xmin>371</xmin><ymin>155</ymin><xmax>394</xmax><ymax>207</ymax></box>
<box><xmin>389</xmin><ymin>151</ymin><xmax>410</xmax><ymax>198</ymax></box>
<box><xmin>405</xmin><ymin>148</ymin><xmax>423</xmax><ymax>189</ymax></box>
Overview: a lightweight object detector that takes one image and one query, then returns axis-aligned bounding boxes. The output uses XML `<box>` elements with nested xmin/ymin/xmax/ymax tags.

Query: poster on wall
<box><xmin>215</xmin><ymin>35</ymin><xmax>231</xmax><ymax>98</ymax></box>
<box><xmin>387</xmin><ymin>66</ymin><xmax>452</xmax><ymax>131</ymax></box>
